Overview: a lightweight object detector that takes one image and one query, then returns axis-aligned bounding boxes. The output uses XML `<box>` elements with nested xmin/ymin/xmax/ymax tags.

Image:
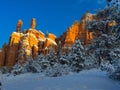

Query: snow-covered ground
<box><xmin>1</xmin><ymin>69</ymin><xmax>120</xmax><ymax>90</ymax></box>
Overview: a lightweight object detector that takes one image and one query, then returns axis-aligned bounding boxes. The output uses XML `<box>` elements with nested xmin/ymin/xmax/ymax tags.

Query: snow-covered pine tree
<box><xmin>85</xmin><ymin>46</ymin><xmax>96</xmax><ymax>69</ymax></box>
<box><xmin>44</xmin><ymin>46</ymin><xmax>72</xmax><ymax>77</ymax></box>
<box><xmin>60</xmin><ymin>53</ymin><xmax>71</xmax><ymax>67</ymax></box>
<box><xmin>35</xmin><ymin>54</ymin><xmax>49</xmax><ymax>72</ymax></box>
<box><xmin>70</xmin><ymin>40</ymin><xmax>85</xmax><ymax>72</ymax></box>
<box><xmin>46</xmin><ymin>47</ymin><xmax>58</xmax><ymax>67</ymax></box>
<box><xmin>25</xmin><ymin>55</ymin><xmax>42</xmax><ymax>73</ymax></box>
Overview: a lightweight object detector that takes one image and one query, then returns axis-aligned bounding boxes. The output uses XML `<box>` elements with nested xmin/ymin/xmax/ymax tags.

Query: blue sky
<box><xmin>0</xmin><ymin>0</ymin><xmax>106</xmax><ymax>47</ymax></box>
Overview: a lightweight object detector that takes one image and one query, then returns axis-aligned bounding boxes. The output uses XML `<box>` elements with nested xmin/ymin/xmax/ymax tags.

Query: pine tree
<box><xmin>35</xmin><ymin>54</ymin><xmax>49</xmax><ymax>71</ymax></box>
<box><xmin>46</xmin><ymin>48</ymin><xmax>58</xmax><ymax>67</ymax></box>
<box><xmin>44</xmin><ymin>47</ymin><xmax>72</xmax><ymax>77</ymax></box>
<box><xmin>85</xmin><ymin>46</ymin><xmax>96</xmax><ymax>69</ymax></box>
<box><xmin>26</xmin><ymin>55</ymin><xmax>42</xmax><ymax>73</ymax></box>
<box><xmin>70</xmin><ymin>40</ymin><xmax>85</xmax><ymax>72</ymax></box>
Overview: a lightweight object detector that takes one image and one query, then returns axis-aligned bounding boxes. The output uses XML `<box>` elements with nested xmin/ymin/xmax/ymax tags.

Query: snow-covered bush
<box><xmin>12</xmin><ymin>55</ymin><xmax>45</xmax><ymax>75</ymax></box>
<box><xmin>0</xmin><ymin>67</ymin><xmax>10</xmax><ymax>74</ymax></box>
<box><xmin>45</xmin><ymin>63</ymin><xmax>71</xmax><ymax>77</ymax></box>
<box><xmin>110</xmin><ymin>67</ymin><xmax>120</xmax><ymax>80</ymax></box>
<box><xmin>26</xmin><ymin>59</ymin><xmax>42</xmax><ymax>73</ymax></box>
<box><xmin>11</xmin><ymin>60</ymin><xmax>28</xmax><ymax>75</ymax></box>
<box><xmin>108</xmin><ymin>59</ymin><xmax>120</xmax><ymax>80</ymax></box>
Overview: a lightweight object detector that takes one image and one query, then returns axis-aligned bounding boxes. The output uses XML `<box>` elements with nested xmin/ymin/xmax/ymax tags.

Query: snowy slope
<box><xmin>1</xmin><ymin>69</ymin><xmax>120</xmax><ymax>90</ymax></box>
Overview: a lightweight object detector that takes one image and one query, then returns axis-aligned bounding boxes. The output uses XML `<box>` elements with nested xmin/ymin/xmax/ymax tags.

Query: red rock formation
<box><xmin>58</xmin><ymin>13</ymin><xmax>96</xmax><ymax>51</ymax></box>
<box><xmin>0</xmin><ymin>18</ymin><xmax>57</xmax><ymax>67</ymax></box>
<box><xmin>0</xmin><ymin>13</ymin><xmax>96</xmax><ymax>67</ymax></box>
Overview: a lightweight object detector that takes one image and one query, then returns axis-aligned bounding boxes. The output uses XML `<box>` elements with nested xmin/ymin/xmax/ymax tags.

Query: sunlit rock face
<box><xmin>58</xmin><ymin>13</ymin><xmax>96</xmax><ymax>51</ymax></box>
